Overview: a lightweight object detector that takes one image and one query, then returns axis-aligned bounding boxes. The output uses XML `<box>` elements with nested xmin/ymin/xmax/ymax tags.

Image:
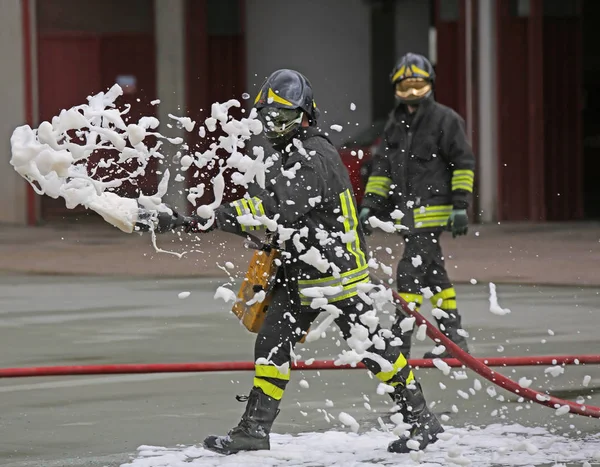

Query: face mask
<box><xmin>257</xmin><ymin>107</ymin><xmax>303</xmax><ymax>141</ymax></box>
<box><xmin>394</xmin><ymin>78</ymin><xmax>432</xmax><ymax>103</ymax></box>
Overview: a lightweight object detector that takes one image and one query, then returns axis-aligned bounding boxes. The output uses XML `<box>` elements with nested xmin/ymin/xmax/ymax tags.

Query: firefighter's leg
<box><xmin>391</xmin><ymin>234</ymin><xmax>430</xmax><ymax>359</ymax></box>
<box><xmin>422</xmin><ymin>233</ymin><xmax>470</xmax><ymax>358</ymax></box>
<box><xmin>335</xmin><ymin>306</ymin><xmax>443</xmax><ymax>453</ymax></box>
<box><xmin>204</xmin><ymin>285</ymin><xmax>317</xmax><ymax>455</ymax></box>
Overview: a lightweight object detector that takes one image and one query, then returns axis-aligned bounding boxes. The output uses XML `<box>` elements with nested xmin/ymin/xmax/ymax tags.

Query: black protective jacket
<box><xmin>362</xmin><ymin>97</ymin><xmax>475</xmax><ymax>233</ymax></box>
<box><xmin>215</xmin><ymin>127</ymin><xmax>370</xmax><ymax>310</ymax></box>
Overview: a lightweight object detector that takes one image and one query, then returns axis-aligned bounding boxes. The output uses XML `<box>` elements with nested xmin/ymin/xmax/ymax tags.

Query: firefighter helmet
<box><xmin>390</xmin><ymin>53</ymin><xmax>435</xmax><ymax>104</ymax></box>
<box><xmin>254</xmin><ymin>69</ymin><xmax>319</xmax><ymax>142</ymax></box>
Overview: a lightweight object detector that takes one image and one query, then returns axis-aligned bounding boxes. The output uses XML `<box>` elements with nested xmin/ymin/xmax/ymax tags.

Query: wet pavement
<box><xmin>0</xmin><ymin>274</ymin><xmax>599</xmax><ymax>467</ymax></box>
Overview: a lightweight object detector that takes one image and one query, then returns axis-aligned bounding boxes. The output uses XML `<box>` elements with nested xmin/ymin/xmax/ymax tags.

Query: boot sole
<box><xmin>203</xmin><ymin>438</ymin><xmax>270</xmax><ymax>455</ymax></box>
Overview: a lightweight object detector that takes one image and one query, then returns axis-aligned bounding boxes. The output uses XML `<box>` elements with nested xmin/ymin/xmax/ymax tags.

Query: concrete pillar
<box><xmin>465</xmin><ymin>0</ymin><xmax>474</xmax><ymax>142</ymax></box>
<box><xmin>245</xmin><ymin>0</ymin><xmax>372</xmax><ymax>146</ymax></box>
<box><xmin>477</xmin><ymin>0</ymin><xmax>498</xmax><ymax>223</ymax></box>
<box><xmin>154</xmin><ymin>0</ymin><xmax>187</xmax><ymax>211</ymax></box>
<box><xmin>0</xmin><ymin>0</ymin><xmax>29</xmax><ymax>225</ymax></box>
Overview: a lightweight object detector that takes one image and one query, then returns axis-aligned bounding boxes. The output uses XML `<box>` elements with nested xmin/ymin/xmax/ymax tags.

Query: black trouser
<box><xmin>392</xmin><ymin>231</ymin><xmax>464</xmax><ymax>347</ymax></box>
<box><xmin>396</xmin><ymin>232</ymin><xmax>452</xmax><ymax>294</ymax></box>
<box><xmin>252</xmin><ymin>283</ymin><xmax>416</xmax><ymax>401</ymax></box>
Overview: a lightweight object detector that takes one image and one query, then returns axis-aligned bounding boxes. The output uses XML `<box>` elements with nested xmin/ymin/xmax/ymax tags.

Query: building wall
<box><xmin>0</xmin><ymin>0</ymin><xmax>28</xmax><ymax>225</ymax></box>
<box><xmin>245</xmin><ymin>0</ymin><xmax>372</xmax><ymax>145</ymax></box>
<box><xmin>395</xmin><ymin>0</ymin><xmax>431</xmax><ymax>58</ymax></box>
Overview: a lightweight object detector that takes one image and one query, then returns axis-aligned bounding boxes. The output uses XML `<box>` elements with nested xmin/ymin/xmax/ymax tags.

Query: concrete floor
<box><xmin>0</xmin><ymin>275</ymin><xmax>599</xmax><ymax>467</ymax></box>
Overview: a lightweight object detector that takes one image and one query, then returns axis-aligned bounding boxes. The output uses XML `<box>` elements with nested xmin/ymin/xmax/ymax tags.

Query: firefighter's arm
<box><xmin>441</xmin><ymin>114</ymin><xmax>476</xmax><ymax>209</ymax></box>
<box><xmin>361</xmin><ymin>136</ymin><xmax>393</xmax><ymax>212</ymax></box>
<box><xmin>214</xmin><ymin>154</ymin><xmax>325</xmax><ymax>236</ymax></box>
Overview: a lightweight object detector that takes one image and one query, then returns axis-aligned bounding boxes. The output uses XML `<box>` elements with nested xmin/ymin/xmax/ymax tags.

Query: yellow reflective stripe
<box><xmin>365</xmin><ymin>176</ymin><xmax>392</xmax><ymax>199</ymax></box>
<box><xmin>299</xmin><ymin>273</ymin><xmax>370</xmax><ymax>305</ymax></box>
<box><xmin>437</xmin><ymin>299</ymin><xmax>457</xmax><ymax>310</ymax></box>
<box><xmin>247</xmin><ymin>198</ymin><xmax>258</xmax><ymax>216</ymax></box>
<box><xmin>232</xmin><ymin>200</ymin><xmax>243</xmax><ymax>217</ymax></box>
<box><xmin>340</xmin><ymin>189</ymin><xmax>367</xmax><ymax>268</ymax></box>
<box><xmin>413</xmin><ymin>205</ymin><xmax>452</xmax><ymax>228</ymax></box>
<box><xmin>431</xmin><ymin>287</ymin><xmax>457</xmax><ymax>310</ymax></box>
<box><xmin>376</xmin><ymin>353</ymin><xmax>409</xmax><ymax>382</ymax></box>
<box><xmin>413</xmin><ymin>205</ymin><xmax>453</xmax><ymax>220</ymax></box>
<box><xmin>251</xmin><ymin>197</ymin><xmax>266</xmax><ymax>217</ymax></box>
<box><xmin>414</xmin><ymin>215</ymin><xmax>450</xmax><ymax>222</ymax></box>
<box><xmin>415</xmin><ymin>220</ymin><xmax>448</xmax><ymax>228</ymax></box>
<box><xmin>253</xmin><ymin>377</ymin><xmax>284</xmax><ymax>400</ymax></box>
<box><xmin>367</xmin><ymin>176</ymin><xmax>392</xmax><ymax>184</ymax></box>
<box><xmin>268</xmin><ymin>88</ymin><xmax>294</xmax><ymax>107</ymax></box>
<box><xmin>365</xmin><ymin>187</ymin><xmax>389</xmax><ymax>197</ymax></box>
<box><xmin>231</xmin><ymin>198</ymin><xmax>265</xmax><ymax>232</ymax></box>
<box><xmin>431</xmin><ymin>287</ymin><xmax>456</xmax><ymax>301</ymax></box>
<box><xmin>255</xmin><ymin>364</ymin><xmax>291</xmax><ymax>381</ymax></box>
<box><xmin>398</xmin><ymin>292</ymin><xmax>423</xmax><ymax>306</ymax></box>
<box><xmin>452</xmin><ymin>170</ymin><xmax>474</xmax><ymax>192</ymax></box>
<box><xmin>452</xmin><ymin>175</ymin><xmax>474</xmax><ymax>182</ymax></box>
<box><xmin>391</xmin><ymin>65</ymin><xmax>406</xmax><ymax>83</ymax></box>
<box><xmin>452</xmin><ymin>183</ymin><xmax>474</xmax><ymax>193</ymax></box>
<box><xmin>298</xmin><ymin>264</ymin><xmax>369</xmax><ymax>286</ymax></box>
<box><xmin>411</xmin><ymin>64</ymin><xmax>430</xmax><ymax>77</ymax></box>
<box><xmin>239</xmin><ymin>199</ymin><xmax>250</xmax><ymax>211</ymax></box>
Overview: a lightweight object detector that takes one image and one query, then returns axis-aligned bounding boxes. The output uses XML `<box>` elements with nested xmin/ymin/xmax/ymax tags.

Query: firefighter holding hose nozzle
<box><xmin>134</xmin><ymin>69</ymin><xmax>443</xmax><ymax>455</ymax></box>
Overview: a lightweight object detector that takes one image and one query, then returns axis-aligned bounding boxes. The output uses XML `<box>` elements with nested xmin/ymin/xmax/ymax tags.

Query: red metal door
<box><xmin>434</xmin><ymin>0</ymin><xmax>467</xmax><ymax>118</ymax></box>
<box><xmin>543</xmin><ymin>4</ymin><xmax>583</xmax><ymax>221</ymax></box>
<box><xmin>495</xmin><ymin>0</ymin><xmax>540</xmax><ymax>221</ymax></box>
<box><xmin>37</xmin><ymin>33</ymin><xmax>157</xmax><ymax>220</ymax></box>
<box><xmin>37</xmin><ymin>33</ymin><xmax>102</xmax><ymax>220</ymax></box>
<box><xmin>98</xmin><ymin>34</ymin><xmax>159</xmax><ymax>197</ymax></box>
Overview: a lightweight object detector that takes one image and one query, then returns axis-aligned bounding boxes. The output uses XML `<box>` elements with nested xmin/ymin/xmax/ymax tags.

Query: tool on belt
<box><xmin>231</xmin><ymin>233</ymin><xmax>307</xmax><ymax>343</ymax></box>
<box><xmin>231</xmin><ymin>238</ymin><xmax>280</xmax><ymax>334</ymax></box>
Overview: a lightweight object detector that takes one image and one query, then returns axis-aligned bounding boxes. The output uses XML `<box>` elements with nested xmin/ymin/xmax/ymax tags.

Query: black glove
<box><xmin>135</xmin><ymin>205</ymin><xmax>190</xmax><ymax>233</ymax></box>
<box><xmin>447</xmin><ymin>209</ymin><xmax>468</xmax><ymax>238</ymax></box>
<box><xmin>182</xmin><ymin>215</ymin><xmax>217</xmax><ymax>234</ymax></box>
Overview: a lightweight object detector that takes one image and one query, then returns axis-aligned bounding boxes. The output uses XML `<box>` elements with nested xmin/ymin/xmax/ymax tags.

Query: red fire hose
<box><xmin>0</xmin><ymin>355</ymin><xmax>599</xmax><ymax>378</ymax></box>
<box><xmin>0</xmin><ymin>270</ymin><xmax>597</xmax><ymax>419</ymax></box>
<box><xmin>376</xmin><ymin>278</ymin><xmax>600</xmax><ymax>418</ymax></box>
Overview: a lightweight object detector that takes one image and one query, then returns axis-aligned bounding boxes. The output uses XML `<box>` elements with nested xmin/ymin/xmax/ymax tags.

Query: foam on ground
<box><xmin>121</xmin><ymin>423</ymin><xmax>600</xmax><ymax>467</ymax></box>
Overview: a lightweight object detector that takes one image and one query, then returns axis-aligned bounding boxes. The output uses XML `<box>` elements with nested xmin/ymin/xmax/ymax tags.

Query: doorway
<box><xmin>582</xmin><ymin>0</ymin><xmax>600</xmax><ymax>219</ymax></box>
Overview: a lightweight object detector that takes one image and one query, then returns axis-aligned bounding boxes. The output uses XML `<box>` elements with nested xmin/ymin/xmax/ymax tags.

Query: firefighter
<box><xmin>359</xmin><ymin>53</ymin><xmax>475</xmax><ymax>359</ymax></box>
<box><xmin>142</xmin><ymin>69</ymin><xmax>443</xmax><ymax>455</ymax></box>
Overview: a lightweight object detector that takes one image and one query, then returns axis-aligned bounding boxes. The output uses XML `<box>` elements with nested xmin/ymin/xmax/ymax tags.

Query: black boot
<box><xmin>388</xmin><ymin>382</ymin><xmax>444</xmax><ymax>453</ymax></box>
<box><xmin>423</xmin><ymin>312</ymin><xmax>469</xmax><ymax>359</ymax></box>
<box><xmin>203</xmin><ymin>388</ymin><xmax>280</xmax><ymax>455</ymax></box>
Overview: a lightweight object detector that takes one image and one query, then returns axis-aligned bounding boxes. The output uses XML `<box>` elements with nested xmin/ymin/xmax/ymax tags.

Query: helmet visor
<box><xmin>395</xmin><ymin>78</ymin><xmax>432</xmax><ymax>101</ymax></box>
<box><xmin>257</xmin><ymin>107</ymin><xmax>303</xmax><ymax>139</ymax></box>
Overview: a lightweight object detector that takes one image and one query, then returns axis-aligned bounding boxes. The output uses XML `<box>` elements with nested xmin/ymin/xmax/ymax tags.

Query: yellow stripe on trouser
<box><xmin>375</xmin><ymin>353</ymin><xmax>415</xmax><ymax>387</ymax></box>
<box><xmin>365</xmin><ymin>176</ymin><xmax>392</xmax><ymax>198</ymax></box>
<box><xmin>398</xmin><ymin>292</ymin><xmax>423</xmax><ymax>308</ymax></box>
<box><xmin>452</xmin><ymin>170</ymin><xmax>474</xmax><ymax>192</ymax></box>
<box><xmin>431</xmin><ymin>287</ymin><xmax>457</xmax><ymax>310</ymax></box>
<box><xmin>253</xmin><ymin>364</ymin><xmax>290</xmax><ymax>400</ymax></box>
